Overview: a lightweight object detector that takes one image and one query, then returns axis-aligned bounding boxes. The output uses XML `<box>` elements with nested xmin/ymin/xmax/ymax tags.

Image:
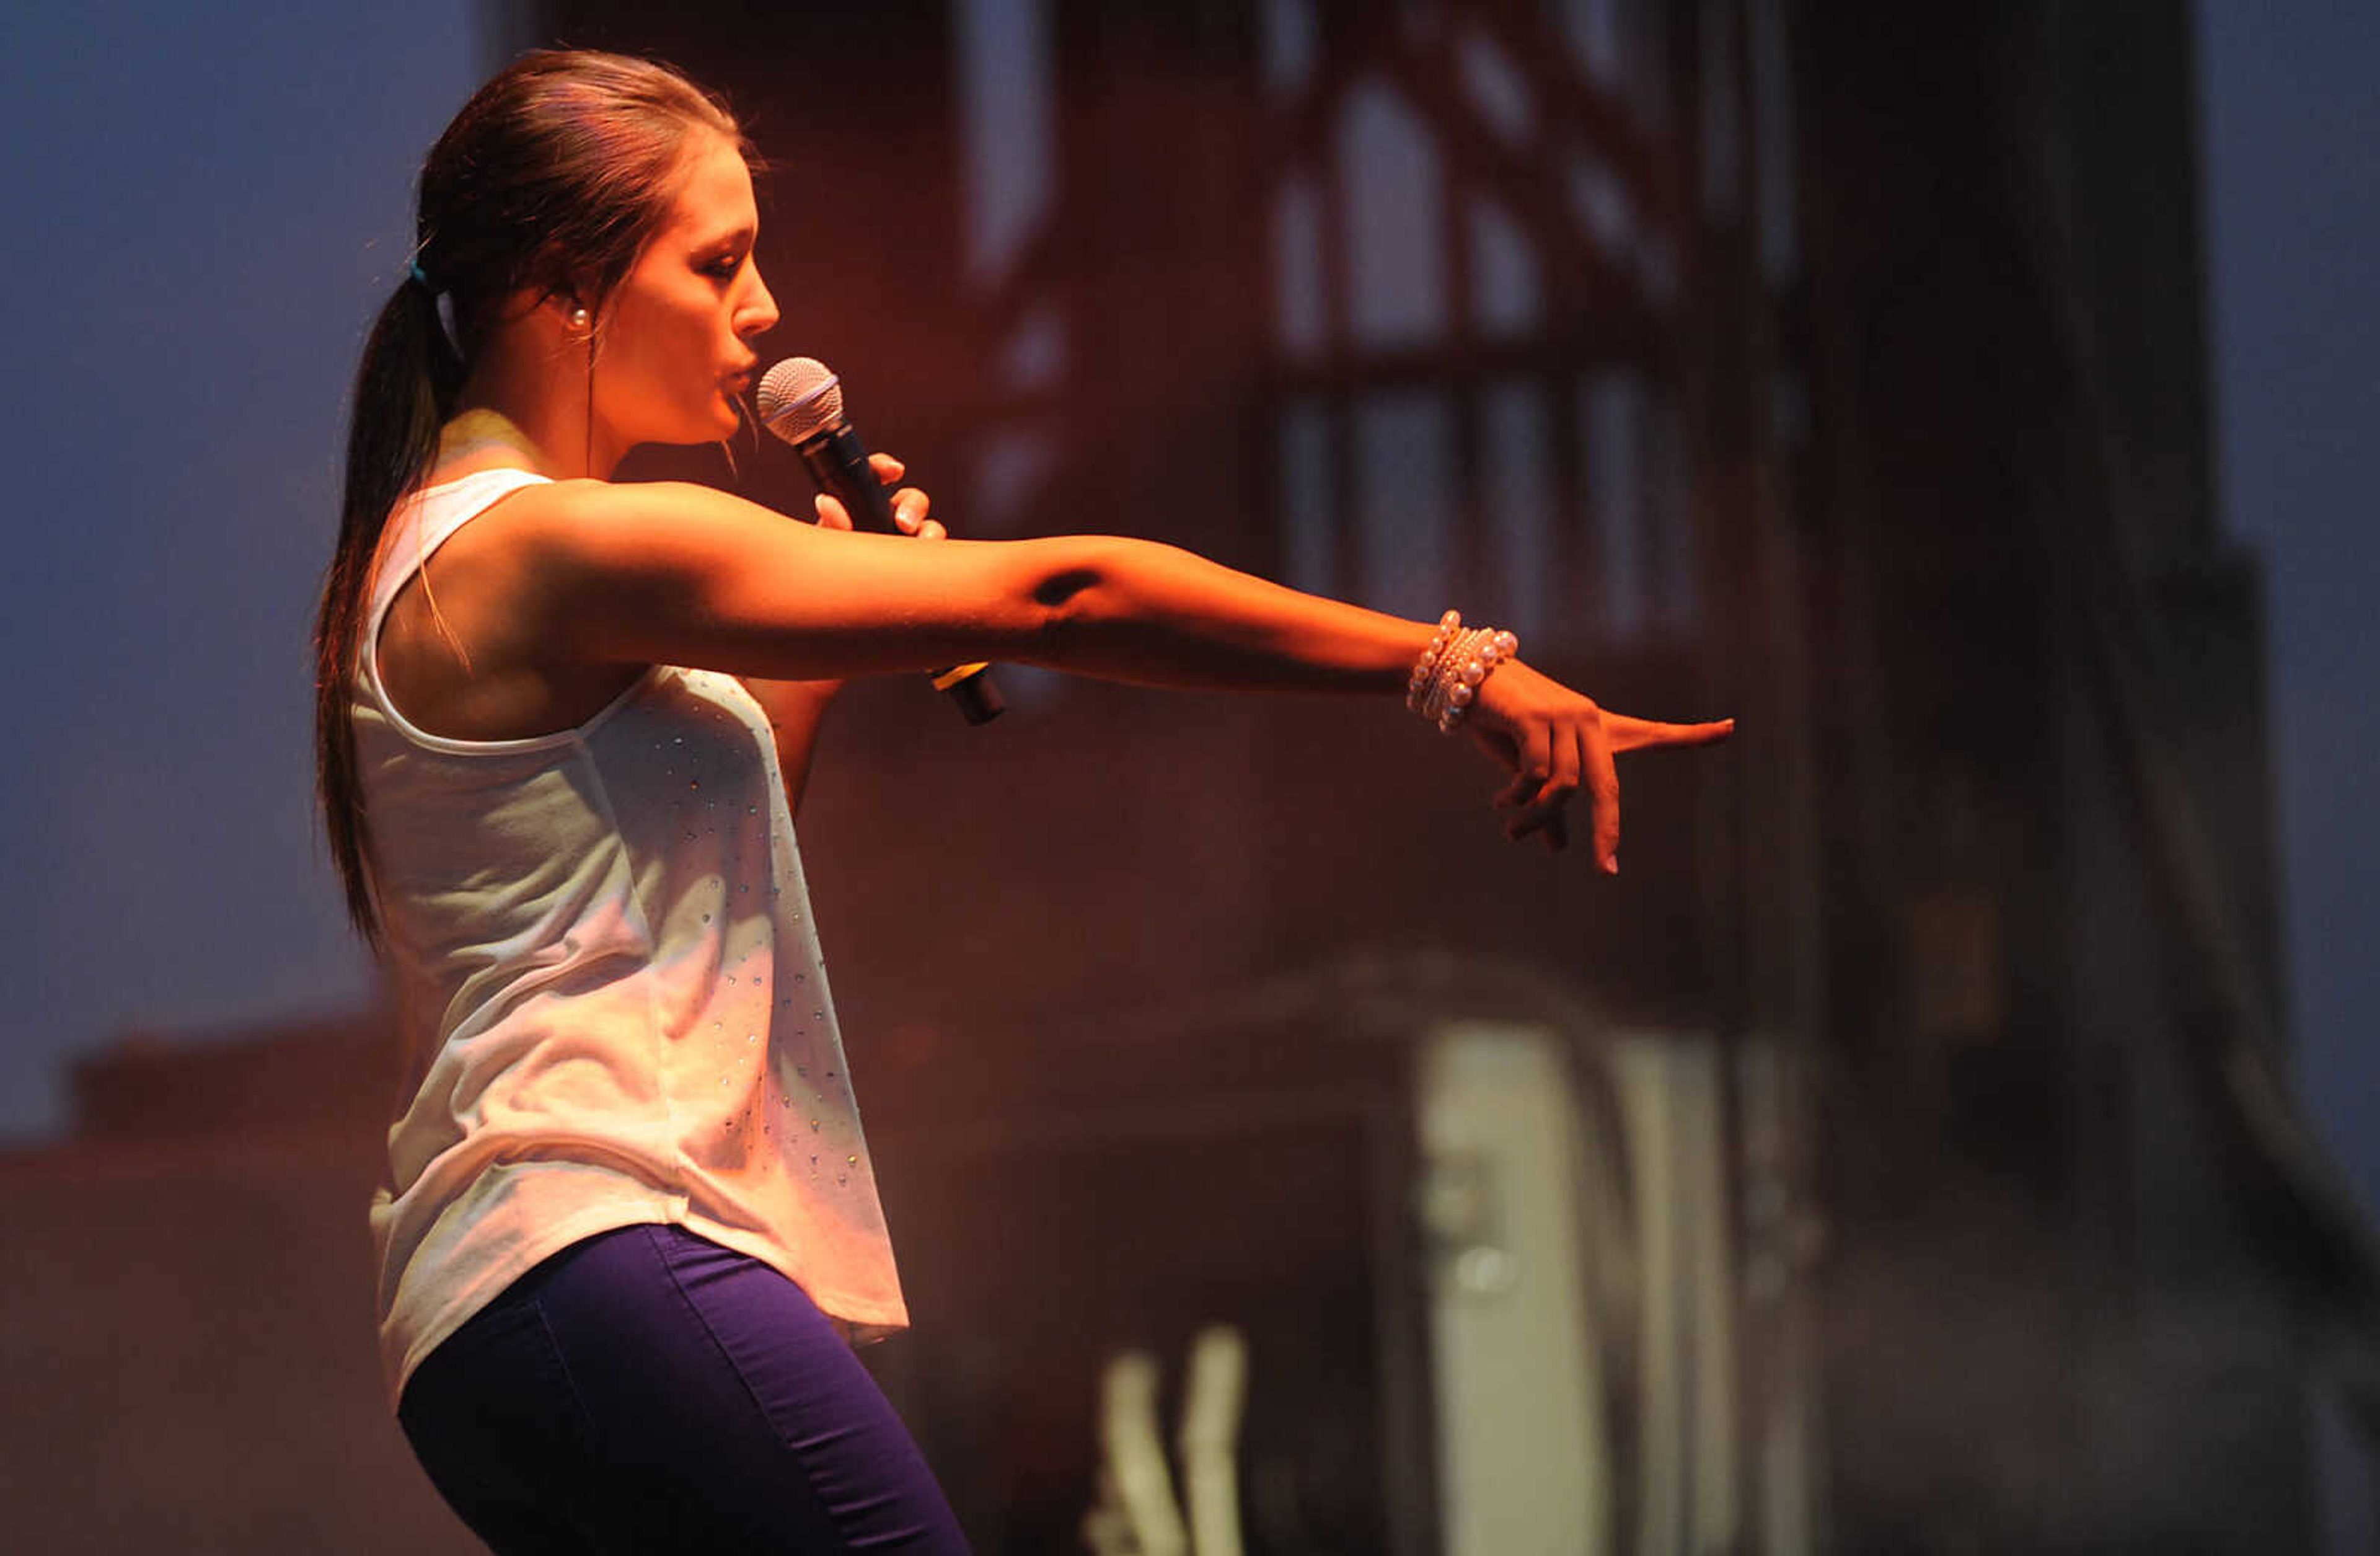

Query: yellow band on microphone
<box><xmin>932</xmin><ymin>663</ymin><xmax>991</xmax><ymax>692</ymax></box>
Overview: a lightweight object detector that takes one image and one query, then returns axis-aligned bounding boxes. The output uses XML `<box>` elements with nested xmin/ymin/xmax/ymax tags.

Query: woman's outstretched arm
<box><xmin>488</xmin><ymin>478</ymin><xmax>1729</xmax><ymax>866</ymax></box>
<box><xmin>512</xmin><ymin>481</ymin><xmax>1436</xmax><ymax>686</ymax></box>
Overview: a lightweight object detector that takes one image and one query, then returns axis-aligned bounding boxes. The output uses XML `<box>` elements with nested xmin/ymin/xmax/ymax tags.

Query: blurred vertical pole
<box><xmin>1664</xmin><ymin>1</ymin><xmax>1735</xmax><ymax>1550</ymax></box>
<box><xmin>1669</xmin><ymin>0</ymin><xmax>1823</xmax><ymax>1545</ymax></box>
<box><xmin>1309</xmin><ymin>0</ymin><xmax>1361</xmax><ymax>601</ymax></box>
<box><xmin>1432</xmin><ymin>9</ymin><xmax>1485</xmax><ymax>620</ymax></box>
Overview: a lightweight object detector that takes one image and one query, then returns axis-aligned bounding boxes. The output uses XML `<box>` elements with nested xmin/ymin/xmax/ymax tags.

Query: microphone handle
<box><xmin>795</xmin><ymin>422</ymin><xmax>1004</xmax><ymax>725</ymax></box>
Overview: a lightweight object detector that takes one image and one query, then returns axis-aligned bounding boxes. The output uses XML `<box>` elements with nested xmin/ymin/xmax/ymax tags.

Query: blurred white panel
<box><xmin>1273</xmin><ymin>172</ymin><xmax>1327</xmax><ymax>358</ymax></box>
<box><xmin>1467</xmin><ymin>197</ymin><xmax>1541</xmax><ymax>338</ymax></box>
<box><xmin>954</xmin><ymin>0</ymin><xmax>1054</xmax><ymax>281</ymax></box>
<box><xmin>1699</xmin><ymin>0</ymin><xmax>1740</xmax><ymax>221</ymax></box>
<box><xmin>1261</xmin><ymin>0</ymin><xmax>1317</xmax><ymax>95</ymax></box>
<box><xmin>1419</xmin><ymin>1022</ymin><xmax>1608</xmax><ymax>1556</ymax></box>
<box><xmin>971</xmin><ymin>423</ymin><xmax>1058</xmax><ymax>537</ymax></box>
<box><xmin>1644</xmin><ymin>386</ymin><xmax>1698</xmax><ymax>634</ymax></box>
<box><xmin>1339</xmin><ymin>78</ymin><xmax>1447</xmax><ymax>348</ymax></box>
<box><xmin>1566</xmin><ymin>149</ymin><xmax>1638</xmax><ymax>267</ymax></box>
<box><xmin>1351</xmin><ymin>391</ymin><xmax>1453</xmax><ymax>619</ymax></box>
<box><xmin>1554</xmin><ymin>0</ymin><xmax>1624</xmax><ymax>89</ymax></box>
<box><xmin>1277</xmin><ymin>399</ymin><xmax>1336</xmax><ymax>596</ymax></box>
<box><xmin>1479</xmin><ymin>380</ymin><xmax>1553</xmax><ymax>640</ymax></box>
<box><xmin>1580</xmin><ymin>371</ymin><xmax>1645</xmax><ymax>640</ymax></box>
<box><xmin>1458</xmin><ymin>29</ymin><xmax>1534</xmax><ymax>144</ymax></box>
<box><xmin>999</xmin><ymin>300</ymin><xmax>1067</xmax><ymax>391</ymax></box>
<box><xmin>1749</xmin><ymin>0</ymin><xmax>1799</xmax><ymax>285</ymax></box>
<box><xmin>2314</xmin><ymin>1382</ymin><xmax>2378</xmax><ymax>1556</ymax></box>
<box><xmin>1610</xmin><ymin>1033</ymin><xmax>1740</xmax><ymax>1555</ymax></box>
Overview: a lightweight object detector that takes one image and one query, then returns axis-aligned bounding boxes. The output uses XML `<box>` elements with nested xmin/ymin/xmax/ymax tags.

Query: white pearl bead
<box><xmin>1449</xmin><ymin>683</ymin><xmax>1473</xmax><ymax>707</ymax></box>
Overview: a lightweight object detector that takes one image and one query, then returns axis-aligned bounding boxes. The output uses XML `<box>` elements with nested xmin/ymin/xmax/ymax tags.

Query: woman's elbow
<box><xmin>1015</xmin><ymin>534</ymin><xmax>1132</xmax><ymax>658</ymax></box>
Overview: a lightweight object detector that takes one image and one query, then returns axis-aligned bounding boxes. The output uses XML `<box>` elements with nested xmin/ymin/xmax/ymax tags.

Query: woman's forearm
<box><xmin>1024</xmin><ymin>536</ymin><xmax>1437</xmax><ymax>694</ymax></box>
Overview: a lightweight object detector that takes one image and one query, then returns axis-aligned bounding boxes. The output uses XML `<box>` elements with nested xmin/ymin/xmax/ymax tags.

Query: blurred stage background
<box><xmin>1</xmin><ymin>2</ymin><xmax>2374</xmax><ymax>1551</ymax></box>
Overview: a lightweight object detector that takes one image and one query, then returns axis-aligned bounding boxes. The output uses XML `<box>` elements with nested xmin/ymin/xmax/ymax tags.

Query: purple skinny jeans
<box><xmin>397</xmin><ymin>1222</ymin><xmax>968</xmax><ymax>1553</ymax></box>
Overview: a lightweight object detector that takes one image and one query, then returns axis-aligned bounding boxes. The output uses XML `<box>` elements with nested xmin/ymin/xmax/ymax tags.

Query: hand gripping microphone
<box><xmin>756</xmin><ymin>357</ymin><xmax>1004</xmax><ymax>725</ymax></box>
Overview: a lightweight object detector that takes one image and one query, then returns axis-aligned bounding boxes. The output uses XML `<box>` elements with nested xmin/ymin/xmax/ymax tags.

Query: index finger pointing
<box><xmin>1608</xmin><ymin>715</ymin><xmax>1735</xmax><ymax>753</ymax></box>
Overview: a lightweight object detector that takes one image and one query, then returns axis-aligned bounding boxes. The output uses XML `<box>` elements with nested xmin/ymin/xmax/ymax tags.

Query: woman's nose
<box><xmin>741</xmin><ymin>270</ymin><xmax>780</xmax><ymax>338</ymax></box>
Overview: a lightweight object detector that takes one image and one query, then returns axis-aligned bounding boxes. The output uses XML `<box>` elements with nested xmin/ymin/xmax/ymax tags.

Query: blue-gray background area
<box><xmin>0</xmin><ymin>3</ymin><xmax>482</xmax><ymax>1120</ymax></box>
<box><xmin>0</xmin><ymin>2</ymin><xmax>2371</xmax><ymax>1236</ymax></box>
<box><xmin>2197</xmin><ymin>3</ymin><xmax>2379</xmax><ymax>1222</ymax></box>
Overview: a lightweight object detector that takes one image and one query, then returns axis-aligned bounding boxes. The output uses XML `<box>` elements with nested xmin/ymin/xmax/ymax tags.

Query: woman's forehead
<box><xmin>664</xmin><ymin>133</ymin><xmax>756</xmax><ymax>238</ymax></box>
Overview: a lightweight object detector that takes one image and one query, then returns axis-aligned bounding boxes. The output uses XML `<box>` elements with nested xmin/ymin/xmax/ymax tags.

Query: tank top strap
<box><xmin>366</xmin><ymin>467</ymin><xmax>555</xmax><ymax>640</ymax></box>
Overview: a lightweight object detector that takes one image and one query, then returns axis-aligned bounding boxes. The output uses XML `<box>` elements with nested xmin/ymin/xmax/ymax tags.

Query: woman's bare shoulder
<box><xmin>423</xmin><ymin>477</ymin><xmax>798</xmax><ymax>655</ymax></box>
<box><xmin>447</xmin><ymin>474</ymin><xmax>747</xmax><ymax>539</ymax></box>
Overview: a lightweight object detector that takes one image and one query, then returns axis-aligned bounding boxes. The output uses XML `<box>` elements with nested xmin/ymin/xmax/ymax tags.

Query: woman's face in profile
<box><xmin>594</xmin><ymin>129</ymin><xmax>780</xmax><ymax>450</ymax></box>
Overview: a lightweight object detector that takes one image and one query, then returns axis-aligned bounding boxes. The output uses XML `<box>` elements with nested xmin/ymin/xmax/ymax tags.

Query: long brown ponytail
<box><xmin>312</xmin><ymin>50</ymin><xmax>753</xmax><ymax>947</ymax></box>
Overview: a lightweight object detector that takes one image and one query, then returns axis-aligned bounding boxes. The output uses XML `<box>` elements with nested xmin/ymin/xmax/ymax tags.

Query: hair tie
<box><xmin>407</xmin><ymin>259</ymin><xmax>436</xmax><ymax>294</ymax></box>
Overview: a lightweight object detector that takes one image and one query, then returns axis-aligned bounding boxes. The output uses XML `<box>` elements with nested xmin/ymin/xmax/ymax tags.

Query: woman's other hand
<box><xmin>809</xmin><ymin>453</ymin><xmax>945</xmax><ymax>540</ymax></box>
<box><xmin>1463</xmin><ymin>660</ymin><xmax>1734</xmax><ymax>872</ymax></box>
<box><xmin>746</xmin><ymin>451</ymin><xmax>947</xmax><ymax>814</ymax></box>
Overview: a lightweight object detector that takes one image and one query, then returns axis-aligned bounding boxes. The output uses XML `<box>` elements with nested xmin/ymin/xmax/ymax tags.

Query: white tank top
<box><xmin>356</xmin><ymin>468</ymin><xmax>906</xmax><ymax>1407</ymax></box>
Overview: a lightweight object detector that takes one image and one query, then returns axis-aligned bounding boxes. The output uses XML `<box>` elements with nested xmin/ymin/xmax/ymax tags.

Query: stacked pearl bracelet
<box><xmin>1406</xmin><ymin>610</ymin><xmax>1520</xmax><ymax>733</ymax></box>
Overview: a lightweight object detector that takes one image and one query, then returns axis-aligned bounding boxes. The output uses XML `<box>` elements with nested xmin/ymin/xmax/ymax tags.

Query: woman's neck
<box><xmin>429</xmin><ymin>409</ymin><xmax>566</xmax><ymax>484</ymax></box>
<box><xmin>446</xmin><ymin>328</ymin><xmax>625</xmax><ymax>480</ymax></box>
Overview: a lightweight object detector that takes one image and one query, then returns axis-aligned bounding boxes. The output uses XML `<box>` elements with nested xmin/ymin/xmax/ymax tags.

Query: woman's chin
<box><xmin>648</xmin><ymin>404</ymin><xmax>743</xmax><ymax>446</ymax></box>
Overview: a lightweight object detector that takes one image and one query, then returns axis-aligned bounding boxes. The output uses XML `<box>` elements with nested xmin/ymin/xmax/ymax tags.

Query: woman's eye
<box><xmin>702</xmin><ymin>254</ymin><xmax>742</xmax><ymax>280</ymax></box>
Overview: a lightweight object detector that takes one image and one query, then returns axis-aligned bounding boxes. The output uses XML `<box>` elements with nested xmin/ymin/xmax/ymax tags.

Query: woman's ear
<box><xmin>532</xmin><ymin>280</ymin><xmax>594</xmax><ymax>334</ymax></box>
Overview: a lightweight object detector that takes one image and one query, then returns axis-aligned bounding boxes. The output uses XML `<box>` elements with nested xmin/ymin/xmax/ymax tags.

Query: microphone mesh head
<box><xmin>756</xmin><ymin>357</ymin><xmax>843</xmax><ymax>444</ymax></box>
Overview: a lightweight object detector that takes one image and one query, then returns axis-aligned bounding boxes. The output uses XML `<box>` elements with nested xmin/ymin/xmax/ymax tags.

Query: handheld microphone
<box><xmin>756</xmin><ymin>357</ymin><xmax>1004</xmax><ymax>725</ymax></box>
